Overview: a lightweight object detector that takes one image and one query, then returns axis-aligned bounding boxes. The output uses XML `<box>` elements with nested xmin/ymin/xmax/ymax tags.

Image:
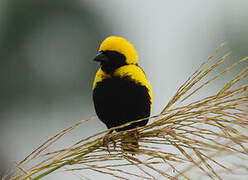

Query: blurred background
<box><xmin>0</xmin><ymin>0</ymin><xmax>248</xmax><ymax>179</ymax></box>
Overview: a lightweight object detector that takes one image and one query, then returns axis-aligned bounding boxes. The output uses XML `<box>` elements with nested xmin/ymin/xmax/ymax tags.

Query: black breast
<box><xmin>93</xmin><ymin>76</ymin><xmax>151</xmax><ymax>131</ymax></box>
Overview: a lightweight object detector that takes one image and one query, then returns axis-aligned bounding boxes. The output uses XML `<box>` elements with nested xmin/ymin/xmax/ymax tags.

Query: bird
<box><xmin>92</xmin><ymin>36</ymin><xmax>153</xmax><ymax>150</ymax></box>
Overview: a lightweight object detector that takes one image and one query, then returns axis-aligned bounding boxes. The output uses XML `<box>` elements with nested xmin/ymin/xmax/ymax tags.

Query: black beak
<box><xmin>93</xmin><ymin>52</ymin><xmax>109</xmax><ymax>62</ymax></box>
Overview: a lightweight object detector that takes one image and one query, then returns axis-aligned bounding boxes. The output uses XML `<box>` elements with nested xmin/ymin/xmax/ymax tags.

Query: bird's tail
<box><xmin>121</xmin><ymin>130</ymin><xmax>140</xmax><ymax>153</ymax></box>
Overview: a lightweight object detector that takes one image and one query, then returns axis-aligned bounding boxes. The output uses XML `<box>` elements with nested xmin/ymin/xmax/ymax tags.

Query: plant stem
<box><xmin>31</xmin><ymin>143</ymin><xmax>101</xmax><ymax>180</ymax></box>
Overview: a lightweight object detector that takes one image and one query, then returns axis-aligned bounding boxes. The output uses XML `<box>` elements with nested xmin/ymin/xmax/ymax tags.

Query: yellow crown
<box><xmin>99</xmin><ymin>36</ymin><xmax>138</xmax><ymax>64</ymax></box>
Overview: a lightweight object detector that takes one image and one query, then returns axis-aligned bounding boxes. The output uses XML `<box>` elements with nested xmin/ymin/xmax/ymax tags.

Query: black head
<box><xmin>93</xmin><ymin>50</ymin><xmax>127</xmax><ymax>74</ymax></box>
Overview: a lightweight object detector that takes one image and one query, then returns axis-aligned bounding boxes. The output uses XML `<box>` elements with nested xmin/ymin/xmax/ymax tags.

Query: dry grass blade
<box><xmin>18</xmin><ymin>115</ymin><xmax>96</xmax><ymax>166</ymax></box>
<box><xmin>181</xmin><ymin>56</ymin><xmax>248</xmax><ymax>103</ymax></box>
<box><xmin>4</xmin><ymin>44</ymin><xmax>248</xmax><ymax>180</ymax></box>
<box><xmin>161</xmin><ymin>43</ymin><xmax>227</xmax><ymax>112</ymax></box>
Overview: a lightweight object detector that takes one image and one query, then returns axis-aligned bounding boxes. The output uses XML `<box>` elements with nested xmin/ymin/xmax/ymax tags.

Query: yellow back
<box><xmin>93</xmin><ymin>65</ymin><xmax>153</xmax><ymax>108</ymax></box>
